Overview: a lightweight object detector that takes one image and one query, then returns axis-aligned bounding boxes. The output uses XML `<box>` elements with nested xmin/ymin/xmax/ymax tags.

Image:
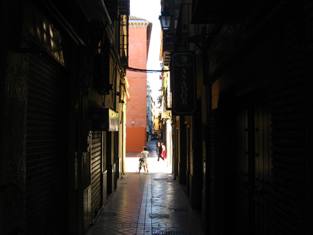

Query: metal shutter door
<box><xmin>90</xmin><ymin>131</ymin><xmax>102</xmax><ymax>216</ymax></box>
<box><xmin>26</xmin><ymin>54</ymin><xmax>67</xmax><ymax>234</ymax></box>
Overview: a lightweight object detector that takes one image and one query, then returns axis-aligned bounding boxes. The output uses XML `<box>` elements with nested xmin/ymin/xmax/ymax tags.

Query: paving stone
<box><xmin>86</xmin><ymin>173</ymin><xmax>204</xmax><ymax>235</ymax></box>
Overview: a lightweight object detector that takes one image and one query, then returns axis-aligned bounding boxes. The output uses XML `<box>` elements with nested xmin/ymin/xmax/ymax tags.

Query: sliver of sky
<box><xmin>130</xmin><ymin>0</ymin><xmax>162</xmax><ymax>100</ymax></box>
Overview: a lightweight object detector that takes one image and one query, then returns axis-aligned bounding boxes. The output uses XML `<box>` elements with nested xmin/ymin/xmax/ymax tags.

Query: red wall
<box><xmin>126</xmin><ymin>20</ymin><xmax>150</xmax><ymax>153</ymax></box>
<box><xmin>125</xmin><ymin>127</ymin><xmax>146</xmax><ymax>152</ymax></box>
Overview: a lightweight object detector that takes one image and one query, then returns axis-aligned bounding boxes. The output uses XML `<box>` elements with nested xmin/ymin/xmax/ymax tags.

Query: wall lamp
<box><xmin>159</xmin><ymin>12</ymin><xmax>171</xmax><ymax>30</ymax></box>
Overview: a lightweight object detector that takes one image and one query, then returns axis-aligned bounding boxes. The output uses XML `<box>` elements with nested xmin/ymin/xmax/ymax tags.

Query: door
<box><xmin>236</xmin><ymin>106</ymin><xmax>272</xmax><ymax>235</ymax></box>
<box><xmin>236</xmin><ymin>109</ymin><xmax>250</xmax><ymax>235</ymax></box>
<box><xmin>90</xmin><ymin>131</ymin><xmax>103</xmax><ymax>217</ymax></box>
<box><xmin>26</xmin><ymin>53</ymin><xmax>68</xmax><ymax>234</ymax></box>
<box><xmin>254</xmin><ymin>107</ymin><xmax>272</xmax><ymax>235</ymax></box>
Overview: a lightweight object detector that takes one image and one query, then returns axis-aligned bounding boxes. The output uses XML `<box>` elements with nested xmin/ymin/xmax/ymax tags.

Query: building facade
<box><xmin>0</xmin><ymin>1</ymin><xmax>129</xmax><ymax>234</ymax></box>
<box><xmin>146</xmin><ymin>82</ymin><xmax>154</xmax><ymax>142</ymax></box>
<box><xmin>126</xmin><ymin>17</ymin><xmax>152</xmax><ymax>153</ymax></box>
<box><xmin>160</xmin><ymin>0</ymin><xmax>313</xmax><ymax>234</ymax></box>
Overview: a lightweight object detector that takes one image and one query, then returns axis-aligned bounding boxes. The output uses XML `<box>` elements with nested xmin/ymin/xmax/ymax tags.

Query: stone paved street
<box><xmin>86</xmin><ymin>172</ymin><xmax>204</xmax><ymax>235</ymax></box>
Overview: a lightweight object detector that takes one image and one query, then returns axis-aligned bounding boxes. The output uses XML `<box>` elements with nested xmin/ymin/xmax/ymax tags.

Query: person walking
<box><xmin>157</xmin><ymin>141</ymin><xmax>164</xmax><ymax>161</ymax></box>
<box><xmin>138</xmin><ymin>146</ymin><xmax>149</xmax><ymax>173</ymax></box>
<box><xmin>161</xmin><ymin>142</ymin><xmax>167</xmax><ymax>160</ymax></box>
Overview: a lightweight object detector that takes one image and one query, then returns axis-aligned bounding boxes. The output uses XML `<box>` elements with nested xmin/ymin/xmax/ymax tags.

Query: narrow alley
<box><xmin>86</xmin><ymin>172</ymin><xmax>203</xmax><ymax>235</ymax></box>
<box><xmin>2</xmin><ymin>1</ymin><xmax>313</xmax><ymax>235</ymax></box>
<box><xmin>86</xmin><ymin>141</ymin><xmax>202</xmax><ymax>235</ymax></box>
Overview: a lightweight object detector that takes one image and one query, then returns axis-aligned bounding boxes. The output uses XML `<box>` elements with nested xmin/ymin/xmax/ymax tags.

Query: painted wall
<box><xmin>126</xmin><ymin>17</ymin><xmax>151</xmax><ymax>153</ymax></box>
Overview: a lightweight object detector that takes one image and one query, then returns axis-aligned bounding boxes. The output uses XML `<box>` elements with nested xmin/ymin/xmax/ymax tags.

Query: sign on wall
<box><xmin>171</xmin><ymin>52</ymin><xmax>195</xmax><ymax>115</ymax></box>
<box><xmin>108</xmin><ymin>109</ymin><xmax>119</xmax><ymax>131</ymax></box>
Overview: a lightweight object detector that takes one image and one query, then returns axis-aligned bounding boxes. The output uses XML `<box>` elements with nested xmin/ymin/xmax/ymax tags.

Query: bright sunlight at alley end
<box><xmin>125</xmin><ymin>139</ymin><xmax>172</xmax><ymax>173</ymax></box>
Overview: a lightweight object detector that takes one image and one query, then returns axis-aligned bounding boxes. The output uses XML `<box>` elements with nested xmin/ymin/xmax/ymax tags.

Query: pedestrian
<box><xmin>157</xmin><ymin>141</ymin><xmax>164</xmax><ymax>161</ymax></box>
<box><xmin>138</xmin><ymin>146</ymin><xmax>149</xmax><ymax>173</ymax></box>
<box><xmin>161</xmin><ymin>143</ymin><xmax>167</xmax><ymax>160</ymax></box>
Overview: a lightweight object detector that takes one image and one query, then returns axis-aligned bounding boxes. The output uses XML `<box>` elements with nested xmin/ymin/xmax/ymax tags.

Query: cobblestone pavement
<box><xmin>86</xmin><ymin>173</ymin><xmax>204</xmax><ymax>235</ymax></box>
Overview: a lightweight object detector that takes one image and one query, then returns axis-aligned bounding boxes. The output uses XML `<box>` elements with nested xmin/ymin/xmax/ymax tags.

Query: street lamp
<box><xmin>159</xmin><ymin>12</ymin><xmax>171</xmax><ymax>30</ymax></box>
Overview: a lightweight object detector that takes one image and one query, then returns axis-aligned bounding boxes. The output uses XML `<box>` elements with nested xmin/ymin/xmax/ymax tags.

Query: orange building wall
<box><xmin>125</xmin><ymin>127</ymin><xmax>146</xmax><ymax>152</ymax></box>
<box><xmin>126</xmin><ymin>19</ymin><xmax>151</xmax><ymax>153</ymax></box>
